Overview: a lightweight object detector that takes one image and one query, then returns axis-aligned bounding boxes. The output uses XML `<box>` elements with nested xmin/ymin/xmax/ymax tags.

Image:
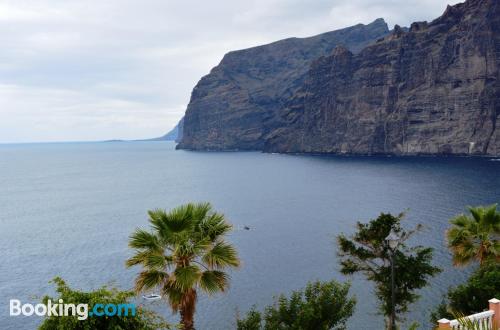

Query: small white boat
<box><xmin>142</xmin><ymin>293</ymin><xmax>162</xmax><ymax>301</ymax></box>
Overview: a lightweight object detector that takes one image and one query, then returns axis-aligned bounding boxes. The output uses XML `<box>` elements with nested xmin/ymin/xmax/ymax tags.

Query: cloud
<box><xmin>0</xmin><ymin>0</ymin><xmax>462</xmax><ymax>143</ymax></box>
<box><xmin>0</xmin><ymin>84</ymin><xmax>184</xmax><ymax>143</ymax></box>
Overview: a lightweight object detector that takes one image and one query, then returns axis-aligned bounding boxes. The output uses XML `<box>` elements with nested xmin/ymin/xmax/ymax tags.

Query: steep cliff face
<box><xmin>177</xmin><ymin>19</ymin><xmax>390</xmax><ymax>150</ymax></box>
<box><xmin>265</xmin><ymin>0</ymin><xmax>500</xmax><ymax>155</ymax></box>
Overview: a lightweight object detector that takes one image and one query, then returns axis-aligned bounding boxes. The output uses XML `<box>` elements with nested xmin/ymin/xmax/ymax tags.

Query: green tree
<box><xmin>447</xmin><ymin>204</ymin><xmax>500</xmax><ymax>267</ymax></box>
<box><xmin>337</xmin><ymin>212</ymin><xmax>441</xmax><ymax>329</ymax></box>
<box><xmin>237</xmin><ymin>280</ymin><xmax>355</xmax><ymax>330</ymax></box>
<box><xmin>126</xmin><ymin>202</ymin><xmax>240</xmax><ymax>330</ymax></box>
<box><xmin>430</xmin><ymin>263</ymin><xmax>500</xmax><ymax>323</ymax></box>
<box><xmin>39</xmin><ymin>277</ymin><xmax>171</xmax><ymax>330</ymax></box>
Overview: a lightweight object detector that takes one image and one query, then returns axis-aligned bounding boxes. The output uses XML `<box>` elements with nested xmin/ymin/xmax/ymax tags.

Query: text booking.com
<box><xmin>10</xmin><ymin>299</ymin><xmax>136</xmax><ymax>320</ymax></box>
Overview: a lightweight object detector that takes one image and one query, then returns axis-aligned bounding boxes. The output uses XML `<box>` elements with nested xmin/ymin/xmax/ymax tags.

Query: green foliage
<box><xmin>126</xmin><ymin>202</ymin><xmax>240</xmax><ymax>330</ymax></box>
<box><xmin>430</xmin><ymin>263</ymin><xmax>500</xmax><ymax>323</ymax></box>
<box><xmin>336</xmin><ymin>212</ymin><xmax>441</xmax><ymax>327</ymax></box>
<box><xmin>237</xmin><ymin>280</ymin><xmax>356</xmax><ymax>330</ymax></box>
<box><xmin>430</xmin><ymin>300</ymin><xmax>451</xmax><ymax>325</ymax></box>
<box><xmin>405</xmin><ymin>322</ymin><xmax>420</xmax><ymax>330</ymax></box>
<box><xmin>447</xmin><ymin>204</ymin><xmax>500</xmax><ymax>266</ymax></box>
<box><xmin>237</xmin><ymin>308</ymin><xmax>262</xmax><ymax>330</ymax></box>
<box><xmin>38</xmin><ymin>277</ymin><xmax>171</xmax><ymax>330</ymax></box>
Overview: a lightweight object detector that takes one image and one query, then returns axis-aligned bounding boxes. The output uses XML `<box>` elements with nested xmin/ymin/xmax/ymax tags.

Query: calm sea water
<box><xmin>1</xmin><ymin>141</ymin><xmax>499</xmax><ymax>329</ymax></box>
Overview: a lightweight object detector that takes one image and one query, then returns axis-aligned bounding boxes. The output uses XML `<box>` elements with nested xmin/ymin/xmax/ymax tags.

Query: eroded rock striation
<box><xmin>179</xmin><ymin>0</ymin><xmax>500</xmax><ymax>156</ymax></box>
<box><xmin>177</xmin><ymin>19</ymin><xmax>390</xmax><ymax>150</ymax></box>
<box><xmin>265</xmin><ymin>0</ymin><xmax>500</xmax><ymax>155</ymax></box>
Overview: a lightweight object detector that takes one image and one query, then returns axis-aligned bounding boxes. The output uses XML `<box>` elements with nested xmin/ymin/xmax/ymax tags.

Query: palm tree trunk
<box><xmin>180</xmin><ymin>307</ymin><xmax>195</xmax><ymax>330</ymax></box>
<box><xmin>180</xmin><ymin>288</ymin><xmax>197</xmax><ymax>330</ymax></box>
<box><xmin>386</xmin><ymin>316</ymin><xmax>394</xmax><ymax>330</ymax></box>
<box><xmin>479</xmin><ymin>243</ymin><xmax>485</xmax><ymax>266</ymax></box>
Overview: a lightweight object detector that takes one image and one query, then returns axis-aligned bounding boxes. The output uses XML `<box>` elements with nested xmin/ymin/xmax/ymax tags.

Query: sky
<box><xmin>0</xmin><ymin>0</ymin><xmax>462</xmax><ymax>143</ymax></box>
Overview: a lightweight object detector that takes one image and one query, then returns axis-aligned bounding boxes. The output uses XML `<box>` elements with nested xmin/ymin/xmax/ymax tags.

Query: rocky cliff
<box><xmin>178</xmin><ymin>0</ymin><xmax>500</xmax><ymax>156</ymax></box>
<box><xmin>176</xmin><ymin>19</ymin><xmax>390</xmax><ymax>150</ymax></box>
<box><xmin>265</xmin><ymin>0</ymin><xmax>500</xmax><ymax>156</ymax></box>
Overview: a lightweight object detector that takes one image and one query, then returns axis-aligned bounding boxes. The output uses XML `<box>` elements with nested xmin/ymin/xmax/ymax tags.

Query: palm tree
<box><xmin>447</xmin><ymin>204</ymin><xmax>500</xmax><ymax>267</ymax></box>
<box><xmin>126</xmin><ymin>202</ymin><xmax>240</xmax><ymax>330</ymax></box>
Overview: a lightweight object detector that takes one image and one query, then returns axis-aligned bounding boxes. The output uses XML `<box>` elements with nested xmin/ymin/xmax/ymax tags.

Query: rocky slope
<box><xmin>177</xmin><ymin>19</ymin><xmax>390</xmax><ymax>150</ymax></box>
<box><xmin>156</xmin><ymin>118</ymin><xmax>184</xmax><ymax>142</ymax></box>
<box><xmin>264</xmin><ymin>0</ymin><xmax>500</xmax><ymax>156</ymax></box>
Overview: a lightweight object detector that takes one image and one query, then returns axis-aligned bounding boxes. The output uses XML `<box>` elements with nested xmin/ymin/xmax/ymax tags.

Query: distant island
<box><xmin>152</xmin><ymin>117</ymin><xmax>183</xmax><ymax>142</ymax></box>
<box><xmin>104</xmin><ymin>118</ymin><xmax>184</xmax><ymax>143</ymax></box>
<box><xmin>176</xmin><ymin>0</ymin><xmax>500</xmax><ymax>156</ymax></box>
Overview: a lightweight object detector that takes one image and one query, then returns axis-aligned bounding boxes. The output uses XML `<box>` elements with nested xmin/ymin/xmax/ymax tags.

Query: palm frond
<box><xmin>452</xmin><ymin>311</ymin><xmax>496</xmax><ymax>330</ymax></box>
<box><xmin>148</xmin><ymin>209</ymin><xmax>168</xmax><ymax>231</ymax></box>
<box><xmin>162</xmin><ymin>281</ymin><xmax>183</xmax><ymax>312</ymax></box>
<box><xmin>199</xmin><ymin>270</ymin><xmax>229</xmax><ymax>294</ymax></box>
<box><xmin>129</xmin><ymin>229</ymin><xmax>161</xmax><ymax>251</ymax></box>
<box><xmin>134</xmin><ymin>270</ymin><xmax>168</xmax><ymax>293</ymax></box>
<box><xmin>484</xmin><ymin>204</ymin><xmax>499</xmax><ymax>227</ymax></box>
<box><xmin>172</xmin><ymin>265</ymin><xmax>202</xmax><ymax>292</ymax></box>
<box><xmin>447</xmin><ymin>227</ymin><xmax>468</xmax><ymax>246</ymax></box>
<box><xmin>191</xmin><ymin>202</ymin><xmax>212</xmax><ymax>223</ymax></box>
<box><xmin>202</xmin><ymin>241</ymin><xmax>240</xmax><ymax>269</ymax></box>
<box><xmin>198</xmin><ymin>212</ymin><xmax>232</xmax><ymax>241</ymax></box>
<box><xmin>468</xmin><ymin>206</ymin><xmax>484</xmax><ymax>224</ymax></box>
<box><xmin>447</xmin><ymin>205</ymin><xmax>500</xmax><ymax>267</ymax></box>
<box><xmin>450</xmin><ymin>214</ymin><xmax>472</xmax><ymax>228</ymax></box>
<box><xmin>163</xmin><ymin>204</ymin><xmax>196</xmax><ymax>233</ymax></box>
<box><xmin>127</xmin><ymin>251</ymin><xmax>174</xmax><ymax>270</ymax></box>
<box><xmin>174</xmin><ymin>239</ymin><xmax>211</xmax><ymax>260</ymax></box>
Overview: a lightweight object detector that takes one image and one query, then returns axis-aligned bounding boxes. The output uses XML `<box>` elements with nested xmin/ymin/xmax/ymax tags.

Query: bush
<box><xmin>237</xmin><ymin>280</ymin><xmax>355</xmax><ymax>330</ymax></box>
<box><xmin>430</xmin><ymin>263</ymin><xmax>500</xmax><ymax>323</ymax></box>
<box><xmin>39</xmin><ymin>277</ymin><xmax>171</xmax><ymax>330</ymax></box>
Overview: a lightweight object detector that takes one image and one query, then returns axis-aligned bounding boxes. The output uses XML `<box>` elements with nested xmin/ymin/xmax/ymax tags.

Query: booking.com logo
<box><xmin>10</xmin><ymin>299</ymin><xmax>136</xmax><ymax>320</ymax></box>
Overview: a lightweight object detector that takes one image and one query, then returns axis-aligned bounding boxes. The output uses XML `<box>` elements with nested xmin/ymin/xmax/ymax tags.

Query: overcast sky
<box><xmin>0</xmin><ymin>0</ymin><xmax>462</xmax><ymax>143</ymax></box>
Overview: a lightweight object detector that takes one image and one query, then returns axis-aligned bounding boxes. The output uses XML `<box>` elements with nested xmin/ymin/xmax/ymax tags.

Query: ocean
<box><xmin>1</xmin><ymin>141</ymin><xmax>499</xmax><ymax>329</ymax></box>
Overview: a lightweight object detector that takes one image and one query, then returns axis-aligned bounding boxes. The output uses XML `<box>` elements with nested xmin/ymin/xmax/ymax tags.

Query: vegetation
<box><xmin>43</xmin><ymin>202</ymin><xmax>499</xmax><ymax>329</ymax></box>
<box><xmin>430</xmin><ymin>204</ymin><xmax>500</xmax><ymax>325</ymax></box>
<box><xmin>39</xmin><ymin>277</ymin><xmax>170</xmax><ymax>330</ymax></box>
<box><xmin>126</xmin><ymin>202</ymin><xmax>240</xmax><ymax>330</ymax></box>
<box><xmin>447</xmin><ymin>204</ymin><xmax>500</xmax><ymax>266</ymax></box>
<box><xmin>236</xmin><ymin>280</ymin><xmax>355</xmax><ymax>330</ymax></box>
<box><xmin>453</xmin><ymin>311</ymin><xmax>497</xmax><ymax>330</ymax></box>
<box><xmin>404</xmin><ymin>322</ymin><xmax>420</xmax><ymax>330</ymax></box>
<box><xmin>430</xmin><ymin>260</ymin><xmax>500</xmax><ymax>323</ymax></box>
<box><xmin>337</xmin><ymin>212</ymin><xmax>441</xmax><ymax>329</ymax></box>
